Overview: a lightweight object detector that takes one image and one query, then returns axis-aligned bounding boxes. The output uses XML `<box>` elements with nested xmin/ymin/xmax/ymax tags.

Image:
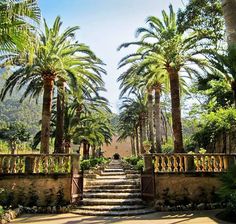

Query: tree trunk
<box><xmin>54</xmin><ymin>80</ymin><xmax>65</xmax><ymax>153</ymax></box>
<box><xmin>139</xmin><ymin>117</ymin><xmax>145</xmax><ymax>154</ymax></box>
<box><xmin>161</xmin><ymin>110</ymin><xmax>168</xmax><ymax>143</ymax></box>
<box><xmin>91</xmin><ymin>146</ymin><xmax>96</xmax><ymax>158</ymax></box>
<box><xmin>231</xmin><ymin>81</ymin><xmax>236</xmax><ymax>107</ymax></box>
<box><xmin>83</xmin><ymin>141</ymin><xmax>89</xmax><ymax>159</ymax></box>
<box><xmin>147</xmin><ymin>89</ymin><xmax>154</xmax><ymax>151</ymax></box>
<box><xmin>131</xmin><ymin>135</ymin><xmax>135</xmax><ymax>156</ymax></box>
<box><xmin>141</xmin><ymin>113</ymin><xmax>147</xmax><ymax>154</ymax></box>
<box><xmin>154</xmin><ymin>85</ymin><xmax>162</xmax><ymax>153</ymax></box>
<box><xmin>168</xmin><ymin>68</ymin><xmax>184</xmax><ymax>153</ymax></box>
<box><xmin>135</xmin><ymin>126</ymin><xmax>139</xmax><ymax>156</ymax></box>
<box><xmin>222</xmin><ymin>0</ymin><xmax>236</xmax><ymax>45</ymax></box>
<box><xmin>40</xmin><ymin>77</ymin><xmax>54</xmax><ymax>154</ymax></box>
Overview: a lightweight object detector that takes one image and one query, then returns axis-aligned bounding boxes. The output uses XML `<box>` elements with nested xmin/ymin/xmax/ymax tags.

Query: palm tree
<box><xmin>207</xmin><ymin>46</ymin><xmax>236</xmax><ymax>107</ymax></box>
<box><xmin>221</xmin><ymin>0</ymin><xmax>236</xmax><ymax>46</ymax></box>
<box><xmin>0</xmin><ymin>0</ymin><xmax>40</xmax><ymax>51</ymax></box>
<box><xmin>118</xmin><ymin>5</ymin><xmax>208</xmax><ymax>152</ymax></box>
<box><xmin>0</xmin><ymin>16</ymin><xmax>105</xmax><ymax>153</ymax></box>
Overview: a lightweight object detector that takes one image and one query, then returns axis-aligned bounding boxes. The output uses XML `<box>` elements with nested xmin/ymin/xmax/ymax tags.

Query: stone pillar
<box><xmin>71</xmin><ymin>155</ymin><xmax>80</xmax><ymax>175</ymax></box>
<box><xmin>143</xmin><ymin>154</ymin><xmax>153</xmax><ymax>173</ymax></box>
<box><xmin>25</xmin><ymin>156</ymin><xmax>35</xmax><ymax>174</ymax></box>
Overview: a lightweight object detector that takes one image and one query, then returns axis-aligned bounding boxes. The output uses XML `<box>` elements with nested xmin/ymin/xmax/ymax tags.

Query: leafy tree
<box><xmin>0</xmin><ymin>122</ymin><xmax>30</xmax><ymax>154</ymax></box>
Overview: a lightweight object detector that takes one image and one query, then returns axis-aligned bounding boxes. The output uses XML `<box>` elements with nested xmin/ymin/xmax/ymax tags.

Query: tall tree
<box><xmin>0</xmin><ymin>16</ymin><xmax>105</xmax><ymax>153</ymax></box>
<box><xmin>221</xmin><ymin>0</ymin><xmax>236</xmax><ymax>46</ymax></box>
<box><xmin>119</xmin><ymin>5</ymin><xmax>208</xmax><ymax>152</ymax></box>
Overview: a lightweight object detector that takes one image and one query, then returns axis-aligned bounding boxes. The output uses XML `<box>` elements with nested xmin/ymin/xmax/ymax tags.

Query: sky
<box><xmin>38</xmin><ymin>0</ymin><xmax>186</xmax><ymax>113</ymax></box>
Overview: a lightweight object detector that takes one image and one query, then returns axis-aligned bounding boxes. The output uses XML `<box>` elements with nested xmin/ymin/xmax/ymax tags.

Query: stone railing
<box><xmin>143</xmin><ymin>153</ymin><xmax>236</xmax><ymax>173</ymax></box>
<box><xmin>0</xmin><ymin>154</ymin><xmax>80</xmax><ymax>174</ymax></box>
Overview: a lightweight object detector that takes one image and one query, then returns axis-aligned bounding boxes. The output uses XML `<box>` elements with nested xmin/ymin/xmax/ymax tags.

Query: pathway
<box><xmin>12</xmin><ymin>210</ymin><xmax>231</xmax><ymax>224</ymax></box>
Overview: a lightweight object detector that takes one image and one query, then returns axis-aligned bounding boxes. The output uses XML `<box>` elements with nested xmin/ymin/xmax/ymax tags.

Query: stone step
<box><xmin>96</xmin><ymin>175</ymin><xmax>126</xmax><ymax>179</ymax></box>
<box><xmin>82</xmin><ymin>198</ymin><xmax>143</xmax><ymax>206</ymax></box>
<box><xmin>74</xmin><ymin>205</ymin><xmax>146</xmax><ymax>211</ymax></box>
<box><xmin>103</xmin><ymin>168</ymin><xmax>124</xmax><ymax>172</ymax></box>
<box><xmin>83</xmin><ymin>192</ymin><xmax>141</xmax><ymax>199</ymax></box>
<box><xmin>83</xmin><ymin>188</ymin><xmax>140</xmax><ymax>193</ymax></box>
<box><xmin>84</xmin><ymin>184</ymin><xmax>140</xmax><ymax>190</ymax></box>
<box><xmin>100</xmin><ymin>171</ymin><xmax>125</xmax><ymax>175</ymax></box>
<box><xmin>85</xmin><ymin>179</ymin><xmax>140</xmax><ymax>186</ymax></box>
<box><xmin>72</xmin><ymin>207</ymin><xmax>156</xmax><ymax>216</ymax></box>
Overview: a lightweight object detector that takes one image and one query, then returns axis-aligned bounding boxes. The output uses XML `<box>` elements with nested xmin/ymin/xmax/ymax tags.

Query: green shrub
<box><xmin>135</xmin><ymin>159</ymin><xmax>144</xmax><ymax>171</ymax></box>
<box><xmin>162</xmin><ymin>142</ymin><xmax>173</xmax><ymax>153</ymax></box>
<box><xmin>80</xmin><ymin>157</ymin><xmax>109</xmax><ymax>170</ymax></box>
<box><xmin>80</xmin><ymin>160</ymin><xmax>91</xmax><ymax>170</ymax></box>
<box><xmin>218</xmin><ymin>165</ymin><xmax>236</xmax><ymax>216</ymax></box>
<box><xmin>124</xmin><ymin>156</ymin><xmax>140</xmax><ymax>166</ymax></box>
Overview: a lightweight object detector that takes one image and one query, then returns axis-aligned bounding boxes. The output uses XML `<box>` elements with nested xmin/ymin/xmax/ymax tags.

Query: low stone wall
<box><xmin>0</xmin><ymin>174</ymin><xmax>71</xmax><ymax>207</ymax></box>
<box><xmin>154</xmin><ymin>173</ymin><xmax>222</xmax><ymax>205</ymax></box>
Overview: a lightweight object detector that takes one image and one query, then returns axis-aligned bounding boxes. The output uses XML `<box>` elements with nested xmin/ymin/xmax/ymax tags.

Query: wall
<box><xmin>102</xmin><ymin>135</ymin><xmax>132</xmax><ymax>158</ymax></box>
<box><xmin>0</xmin><ymin>174</ymin><xmax>71</xmax><ymax>207</ymax></box>
<box><xmin>154</xmin><ymin>173</ymin><xmax>222</xmax><ymax>204</ymax></box>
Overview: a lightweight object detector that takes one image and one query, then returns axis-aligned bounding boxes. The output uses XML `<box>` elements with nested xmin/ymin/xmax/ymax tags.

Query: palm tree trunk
<box><xmin>154</xmin><ymin>85</ymin><xmax>162</xmax><ymax>153</ymax></box>
<box><xmin>221</xmin><ymin>0</ymin><xmax>236</xmax><ymax>45</ymax></box>
<box><xmin>54</xmin><ymin>80</ymin><xmax>65</xmax><ymax>153</ymax></box>
<box><xmin>91</xmin><ymin>145</ymin><xmax>96</xmax><ymax>158</ymax></box>
<box><xmin>161</xmin><ymin>110</ymin><xmax>168</xmax><ymax>143</ymax></box>
<box><xmin>168</xmin><ymin>68</ymin><xmax>184</xmax><ymax>153</ymax></box>
<box><xmin>147</xmin><ymin>89</ymin><xmax>154</xmax><ymax>151</ymax></box>
<box><xmin>131</xmin><ymin>135</ymin><xmax>135</xmax><ymax>156</ymax></box>
<box><xmin>135</xmin><ymin>126</ymin><xmax>139</xmax><ymax>156</ymax></box>
<box><xmin>83</xmin><ymin>141</ymin><xmax>89</xmax><ymax>159</ymax></box>
<box><xmin>139</xmin><ymin>117</ymin><xmax>145</xmax><ymax>154</ymax></box>
<box><xmin>40</xmin><ymin>77</ymin><xmax>54</xmax><ymax>154</ymax></box>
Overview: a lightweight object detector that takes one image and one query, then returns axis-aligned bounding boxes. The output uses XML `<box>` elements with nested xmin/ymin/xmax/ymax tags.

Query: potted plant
<box><xmin>143</xmin><ymin>140</ymin><xmax>151</xmax><ymax>154</ymax></box>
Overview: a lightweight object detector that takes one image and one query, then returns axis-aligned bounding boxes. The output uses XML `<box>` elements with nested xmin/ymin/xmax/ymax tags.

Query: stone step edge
<box><xmin>72</xmin><ymin>208</ymin><xmax>156</xmax><ymax>216</ymax></box>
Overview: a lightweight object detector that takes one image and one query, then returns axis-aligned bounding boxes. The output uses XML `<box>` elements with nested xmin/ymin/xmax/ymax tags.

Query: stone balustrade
<box><xmin>148</xmin><ymin>153</ymin><xmax>236</xmax><ymax>173</ymax></box>
<box><xmin>0</xmin><ymin>154</ymin><xmax>79</xmax><ymax>174</ymax></box>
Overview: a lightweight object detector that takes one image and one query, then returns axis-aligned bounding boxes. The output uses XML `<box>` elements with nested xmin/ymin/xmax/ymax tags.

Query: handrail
<box><xmin>149</xmin><ymin>153</ymin><xmax>236</xmax><ymax>173</ymax></box>
<box><xmin>0</xmin><ymin>154</ymin><xmax>80</xmax><ymax>174</ymax></box>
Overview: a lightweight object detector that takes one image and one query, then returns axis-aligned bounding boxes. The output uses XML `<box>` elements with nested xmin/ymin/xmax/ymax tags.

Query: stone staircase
<box><xmin>72</xmin><ymin>159</ymin><xmax>155</xmax><ymax>216</ymax></box>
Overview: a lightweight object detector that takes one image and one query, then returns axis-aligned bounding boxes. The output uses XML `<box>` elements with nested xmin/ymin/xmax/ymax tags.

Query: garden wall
<box><xmin>0</xmin><ymin>174</ymin><xmax>71</xmax><ymax>207</ymax></box>
<box><xmin>154</xmin><ymin>173</ymin><xmax>222</xmax><ymax>204</ymax></box>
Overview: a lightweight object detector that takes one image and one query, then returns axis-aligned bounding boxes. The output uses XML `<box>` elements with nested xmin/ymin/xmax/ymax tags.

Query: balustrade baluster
<box><xmin>50</xmin><ymin>156</ymin><xmax>55</xmax><ymax>173</ymax></box>
<box><xmin>154</xmin><ymin>156</ymin><xmax>160</xmax><ymax>173</ymax></box>
<box><xmin>201</xmin><ymin>156</ymin><xmax>206</xmax><ymax>172</ymax></box>
<box><xmin>6</xmin><ymin>157</ymin><xmax>11</xmax><ymax>173</ymax></box>
<box><xmin>179</xmin><ymin>155</ymin><xmax>184</xmax><ymax>172</ymax></box>
<box><xmin>184</xmin><ymin>156</ymin><xmax>188</xmax><ymax>172</ymax></box>
<box><xmin>213</xmin><ymin>156</ymin><xmax>218</xmax><ymax>172</ymax></box>
<box><xmin>219</xmin><ymin>156</ymin><xmax>223</xmax><ymax>171</ymax></box>
<box><xmin>195</xmin><ymin>156</ymin><xmax>201</xmax><ymax>172</ymax></box>
<box><xmin>12</xmin><ymin>156</ymin><xmax>17</xmax><ymax>173</ymax></box>
<box><xmin>167</xmin><ymin>156</ymin><xmax>172</xmax><ymax>171</ymax></box>
<box><xmin>64</xmin><ymin>156</ymin><xmax>70</xmax><ymax>173</ymax></box>
<box><xmin>173</xmin><ymin>155</ymin><xmax>178</xmax><ymax>172</ymax></box>
<box><xmin>161</xmin><ymin>156</ymin><xmax>165</xmax><ymax>172</ymax></box>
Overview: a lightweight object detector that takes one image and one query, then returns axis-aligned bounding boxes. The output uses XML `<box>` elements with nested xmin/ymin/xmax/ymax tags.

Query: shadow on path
<box><xmin>12</xmin><ymin>209</ymin><xmax>232</xmax><ymax>224</ymax></box>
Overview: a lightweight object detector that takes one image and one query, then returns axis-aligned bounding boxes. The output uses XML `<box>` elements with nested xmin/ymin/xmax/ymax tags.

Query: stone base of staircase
<box><xmin>72</xmin><ymin>159</ymin><xmax>155</xmax><ymax>216</ymax></box>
